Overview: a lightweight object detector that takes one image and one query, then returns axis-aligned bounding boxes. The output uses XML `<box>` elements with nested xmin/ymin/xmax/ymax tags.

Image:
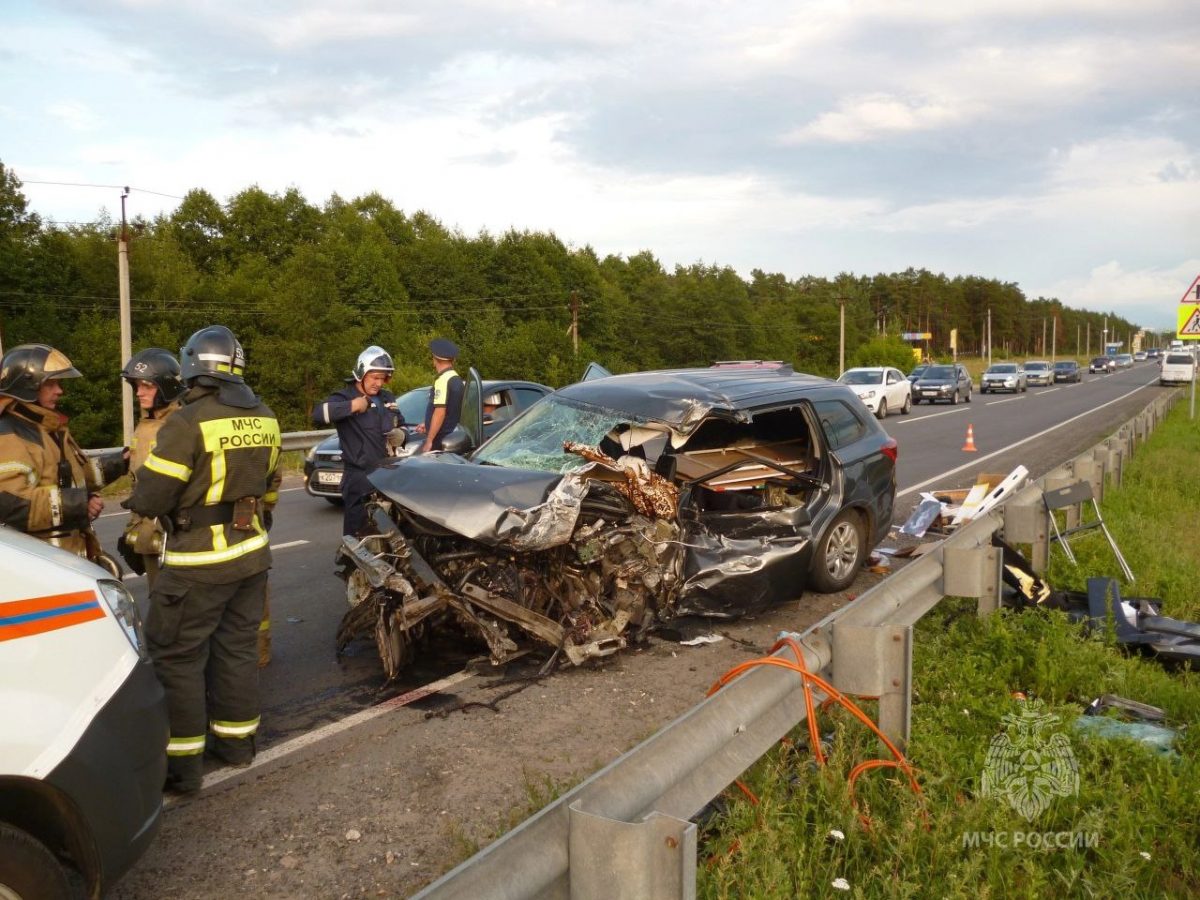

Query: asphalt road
<box><xmin>92</xmin><ymin>359</ymin><xmax>1170</xmax><ymax>750</ymax></box>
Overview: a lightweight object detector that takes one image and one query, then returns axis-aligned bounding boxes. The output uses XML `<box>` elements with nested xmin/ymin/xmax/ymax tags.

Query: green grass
<box><xmin>698</xmin><ymin>401</ymin><xmax>1200</xmax><ymax>899</ymax></box>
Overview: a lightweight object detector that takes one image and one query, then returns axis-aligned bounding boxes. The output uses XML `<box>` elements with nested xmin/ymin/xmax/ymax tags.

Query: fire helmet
<box><xmin>180</xmin><ymin>325</ymin><xmax>245</xmax><ymax>384</ymax></box>
<box><xmin>122</xmin><ymin>348</ymin><xmax>186</xmax><ymax>406</ymax></box>
<box><xmin>353</xmin><ymin>346</ymin><xmax>395</xmax><ymax>382</ymax></box>
<box><xmin>0</xmin><ymin>344</ymin><xmax>82</xmax><ymax>403</ymax></box>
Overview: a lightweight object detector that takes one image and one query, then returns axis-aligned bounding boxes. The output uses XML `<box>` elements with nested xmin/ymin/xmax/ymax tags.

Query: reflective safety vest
<box><xmin>127</xmin><ymin>383</ymin><xmax>281</xmax><ymax>584</ymax></box>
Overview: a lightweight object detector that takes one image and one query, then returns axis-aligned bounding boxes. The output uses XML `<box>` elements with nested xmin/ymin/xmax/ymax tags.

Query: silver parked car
<box><xmin>980</xmin><ymin>363</ymin><xmax>1027</xmax><ymax>394</ymax></box>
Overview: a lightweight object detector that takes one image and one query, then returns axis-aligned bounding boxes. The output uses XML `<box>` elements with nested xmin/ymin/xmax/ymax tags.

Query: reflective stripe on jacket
<box><xmin>127</xmin><ymin>383</ymin><xmax>281</xmax><ymax>583</ymax></box>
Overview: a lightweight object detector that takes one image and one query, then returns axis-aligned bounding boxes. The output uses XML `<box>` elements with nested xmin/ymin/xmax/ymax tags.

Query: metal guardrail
<box><xmin>85</xmin><ymin>429</ymin><xmax>332</xmax><ymax>458</ymax></box>
<box><xmin>414</xmin><ymin>390</ymin><xmax>1179</xmax><ymax>900</ymax></box>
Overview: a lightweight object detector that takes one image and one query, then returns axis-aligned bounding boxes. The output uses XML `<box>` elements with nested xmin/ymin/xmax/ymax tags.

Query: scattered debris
<box><xmin>1073</xmin><ymin>716</ymin><xmax>1178</xmax><ymax>755</ymax></box>
<box><xmin>345</xmin><ymin>829</ymin><xmax>361</xmax><ymax>842</ymax></box>
<box><xmin>679</xmin><ymin>634</ymin><xmax>724</xmax><ymax>647</ymax></box>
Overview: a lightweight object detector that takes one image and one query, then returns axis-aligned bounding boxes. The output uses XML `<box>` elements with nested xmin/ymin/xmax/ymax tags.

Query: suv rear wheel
<box><xmin>810</xmin><ymin>509</ymin><xmax>865</xmax><ymax>593</ymax></box>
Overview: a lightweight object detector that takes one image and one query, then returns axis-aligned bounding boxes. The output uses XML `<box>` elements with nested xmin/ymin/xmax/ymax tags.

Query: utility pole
<box><xmin>1051</xmin><ymin>316</ymin><xmax>1057</xmax><ymax>363</ymax></box>
<box><xmin>987</xmin><ymin>308</ymin><xmax>992</xmax><ymax>367</ymax></box>
<box><xmin>1041</xmin><ymin>317</ymin><xmax>1046</xmax><ymax>357</ymax></box>
<box><xmin>1086</xmin><ymin>321</ymin><xmax>1090</xmax><ymax>357</ymax></box>
<box><xmin>568</xmin><ymin>290</ymin><xmax>580</xmax><ymax>357</ymax></box>
<box><xmin>839</xmin><ymin>297</ymin><xmax>847</xmax><ymax>374</ymax></box>
<box><xmin>118</xmin><ymin>187</ymin><xmax>133</xmax><ymax>445</ymax></box>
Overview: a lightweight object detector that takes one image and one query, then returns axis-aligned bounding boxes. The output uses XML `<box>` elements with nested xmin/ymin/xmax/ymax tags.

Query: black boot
<box><xmin>164</xmin><ymin>755</ymin><xmax>203</xmax><ymax>794</ymax></box>
<box><xmin>208</xmin><ymin>734</ymin><xmax>256</xmax><ymax>768</ymax></box>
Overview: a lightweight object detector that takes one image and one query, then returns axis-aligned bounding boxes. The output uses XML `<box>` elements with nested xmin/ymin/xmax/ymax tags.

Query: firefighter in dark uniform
<box><xmin>117</xmin><ymin>348</ymin><xmax>185</xmax><ymax>588</ymax></box>
<box><xmin>418</xmin><ymin>338</ymin><xmax>464</xmax><ymax>452</ymax></box>
<box><xmin>0</xmin><ymin>344</ymin><xmax>127</xmax><ymax>566</ymax></box>
<box><xmin>124</xmin><ymin>325</ymin><xmax>281</xmax><ymax>793</ymax></box>
<box><xmin>311</xmin><ymin>345</ymin><xmax>401</xmax><ymax>536</ymax></box>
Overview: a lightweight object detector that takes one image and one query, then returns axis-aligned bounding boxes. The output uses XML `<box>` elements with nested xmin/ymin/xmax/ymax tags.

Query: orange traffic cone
<box><xmin>962</xmin><ymin>424</ymin><xmax>978</xmax><ymax>452</ymax></box>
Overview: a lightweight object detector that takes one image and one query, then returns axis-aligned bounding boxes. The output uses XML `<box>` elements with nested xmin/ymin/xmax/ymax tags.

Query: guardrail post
<box><xmin>568</xmin><ymin>805</ymin><xmax>696</xmax><ymax>900</ymax></box>
<box><xmin>832</xmin><ymin>623</ymin><xmax>913</xmax><ymax>749</ymax></box>
<box><xmin>876</xmin><ymin>625</ymin><xmax>913</xmax><ymax>750</ymax></box>
<box><xmin>1002</xmin><ymin>494</ymin><xmax>1049</xmax><ymax>574</ymax></box>
<box><xmin>1043</xmin><ymin>472</ymin><xmax>1076</xmax><ymax>532</ymax></box>
<box><xmin>942</xmin><ymin>545</ymin><xmax>1003</xmax><ymax>615</ymax></box>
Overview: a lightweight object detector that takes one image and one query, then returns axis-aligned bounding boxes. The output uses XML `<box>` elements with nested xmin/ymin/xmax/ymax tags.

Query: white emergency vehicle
<box><xmin>0</xmin><ymin>526</ymin><xmax>166</xmax><ymax>899</ymax></box>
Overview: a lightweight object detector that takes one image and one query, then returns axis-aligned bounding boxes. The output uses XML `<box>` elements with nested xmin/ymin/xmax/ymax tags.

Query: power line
<box><xmin>21</xmin><ymin>180</ymin><xmax>185</xmax><ymax>200</ymax></box>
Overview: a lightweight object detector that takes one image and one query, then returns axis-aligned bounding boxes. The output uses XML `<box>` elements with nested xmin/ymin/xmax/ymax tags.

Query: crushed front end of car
<box><xmin>335</xmin><ymin>449</ymin><xmax>689</xmax><ymax>679</ymax></box>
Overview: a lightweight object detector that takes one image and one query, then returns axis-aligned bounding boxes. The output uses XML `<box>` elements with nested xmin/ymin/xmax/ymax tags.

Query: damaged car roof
<box><xmin>553</xmin><ymin>367</ymin><xmax>832</xmax><ymax>432</ymax></box>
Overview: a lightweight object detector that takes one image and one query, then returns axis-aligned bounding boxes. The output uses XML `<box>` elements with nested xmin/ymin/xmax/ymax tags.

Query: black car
<box><xmin>334</xmin><ymin>366</ymin><xmax>899</xmax><ymax>679</ymax></box>
<box><xmin>907</xmin><ymin>364</ymin><xmax>930</xmax><ymax>383</ymax></box>
<box><xmin>1052</xmin><ymin>360</ymin><xmax>1081</xmax><ymax>383</ymax></box>
<box><xmin>303</xmin><ymin>378</ymin><xmax>553</xmax><ymax>502</ymax></box>
<box><xmin>912</xmin><ymin>364</ymin><xmax>972</xmax><ymax>404</ymax></box>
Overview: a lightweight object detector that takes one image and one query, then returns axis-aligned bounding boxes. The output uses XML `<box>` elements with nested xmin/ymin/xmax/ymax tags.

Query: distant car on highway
<box><xmin>1114</xmin><ymin>353</ymin><xmax>1134</xmax><ymax>368</ymax></box>
<box><xmin>304</xmin><ymin>379</ymin><xmax>553</xmax><ymax>502</ymax></box>
<box><xmin>1133</xmin><ymin>351</ymin><xmax>1147</xmax><ymax>362</ymax></box>
<box><xmin>1052</xmin><ymin>360</ymin><xmax>1082</xmax><ymax>383</ymax></box>
<box><xmin>1024</xmin><ymin>360</ymin><xmax>1055</xmax><ymax>386</ymax></box>
<box><xmin>837</xmin><ymin>366</ymin><xmax>913</xmax><ymax>418</ymax></box>
<box><xmin>980</xmin><ymin>363</ymin><xmax>1027</xmax><ymax>394</ymax></box>
<box><xmin>912</xmin><ymin>364</ymin><xmax>972</xmax><ymax>404</ymax></box>
<box><xmin>1089</xmin><ymin>356</ymin><xmax>1115</xmax><ymax>374</ymax></box>
<box><xmin>1147</xmin><ymin>348</ymin><xmax>1162</xmax><ymax>360</ymax></box>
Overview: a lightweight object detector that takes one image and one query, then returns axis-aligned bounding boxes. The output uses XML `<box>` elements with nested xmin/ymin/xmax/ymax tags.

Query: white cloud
<box><xmin>1046</xmin><ymin>261</ymin><xmax>1200</xmax><ymax>324</ymax></box>
<box><xmin>781</xmin><ymin>93</ymin><xmax>967</xmax><ymax>144</ymax></box>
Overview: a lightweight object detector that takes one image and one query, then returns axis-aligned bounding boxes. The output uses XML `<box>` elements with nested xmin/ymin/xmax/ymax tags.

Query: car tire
<box><xmin>951</xmin><ymin>390</ymin><xmax>959</xmax><ymax>405</ymax></box>
<box><xmin>876</xmin><ymin>398</ymin><xmax>887</xmax><ymax>419</ymax></box>
<box><xmin>0</xmin><ymin>823</ymin><xmax>72</xmax><ymax>900</ymax></box>
<box><xmin>810</xmin><ymin>509</ymin><xmax>865</xmax><ymax>593</ymax></box>
<box><xmin>901</xmin><ymin>394</ymin><xmax>911</xmax><ymax>414</ymax></box>
<box><xmin>966</xmin><ymin>387</ymin><xmax>972</xmax><ymax>403</ymax></box>
<box><xmin>981</xmin><ymin>386</ymin><xmax>988</xmax><ymax>394</ymax></box>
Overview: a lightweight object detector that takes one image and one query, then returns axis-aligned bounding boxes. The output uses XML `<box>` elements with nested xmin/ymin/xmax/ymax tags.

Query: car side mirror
<box><xmin>440</xmin><ymin>429</ymin><xmax>474</xmax><ymax>455</ymax></box>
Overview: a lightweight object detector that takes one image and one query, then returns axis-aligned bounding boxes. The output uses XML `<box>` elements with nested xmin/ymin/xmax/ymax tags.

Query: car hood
<box><xmin>367</xmin><ymin>455</ymin><xmax>568</xmax><ymax>545</ymax></box>
<box><xmin>914</xmin><ymin>377</ymin><xmax>955</xmax><ymax>387</ymax></box>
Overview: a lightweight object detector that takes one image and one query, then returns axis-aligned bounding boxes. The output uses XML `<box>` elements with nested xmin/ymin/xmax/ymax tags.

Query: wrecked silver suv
<box><xmin>336</xmin><ymin>366</ymin><xmax>898</xmax><ymax>680</ymax></box>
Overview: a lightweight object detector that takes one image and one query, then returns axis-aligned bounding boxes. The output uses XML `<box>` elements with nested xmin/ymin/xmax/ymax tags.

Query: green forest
<box><xmin>0</xmin><ymin>160</ymin><xmax>1141</xmax><ymax>447</ymax></box>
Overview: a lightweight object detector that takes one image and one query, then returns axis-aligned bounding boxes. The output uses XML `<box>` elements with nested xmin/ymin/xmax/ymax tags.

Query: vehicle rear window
<box><xmin>813</xmin><ymin>399</ymin><xmax>867</xmax><ymax>450</ymax></box>
<box><xmin>1166</xmin><ymin>354</ymin><xmax>1193</xmax><ymax>364</ymax></box>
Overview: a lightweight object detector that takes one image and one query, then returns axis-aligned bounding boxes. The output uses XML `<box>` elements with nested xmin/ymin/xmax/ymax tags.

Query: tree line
<box><xmin>0</xmin><ymin>160</ymin><xmax>1140</xmax><ymax>446</ymax></box>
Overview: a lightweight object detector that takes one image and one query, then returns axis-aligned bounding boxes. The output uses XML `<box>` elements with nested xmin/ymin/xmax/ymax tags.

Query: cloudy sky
<box><xmin>4</xmin><ymin>0</ymin><xmax>1198</xmax><ymax>329</ymax></box>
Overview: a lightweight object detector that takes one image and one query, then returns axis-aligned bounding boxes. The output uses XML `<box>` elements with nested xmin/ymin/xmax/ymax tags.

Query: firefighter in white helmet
<box><xmin>311</xmin><ymin>345</ymin><xmax>402</xmax><ymax>536</ymax></box>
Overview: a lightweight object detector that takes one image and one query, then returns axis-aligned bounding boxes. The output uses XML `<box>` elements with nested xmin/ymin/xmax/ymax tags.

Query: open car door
<box><xmin>580</xmin><ymin>362</ymin><xmax>612</xmax><ymax>382</ymax></box>
<box><xmin>460</xmin><ymin>366</ymin><xmax>484</xmax><ymax>451</ymax></box>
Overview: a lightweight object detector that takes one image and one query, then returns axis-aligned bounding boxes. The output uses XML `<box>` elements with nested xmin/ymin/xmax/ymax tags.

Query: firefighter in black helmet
<box><xmin>0</xmin><ymin>344</ymin><xmax>127</xmax><ymax>563</ymax></box>
<box><xmin>117</xmin><ymin>348</ymin><xmax>186</xmax><ymax>587</ymax></box>
<box><xmin>124</xmin><ymin>325</ymin><xmax>282</xmax><ymax>793</ymax></box>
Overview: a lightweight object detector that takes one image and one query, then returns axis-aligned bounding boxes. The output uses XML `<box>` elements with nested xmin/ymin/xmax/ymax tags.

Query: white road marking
<box><xmin>1040</xmin><ymin>387</ymin><xmax>1061</xmax><ymax>395</ymax></box>
<box><xmin>891</xmin><ymin>405</ymin><xmax>969</xmax><ymax>424</ymax></box>
<box><xmin>984</xmin><ymin>396</ymin><xmax>1025</xmax><ymax>406</ymax></box>
<box><xmin>168</xmin><ymin>669</ymin><xmax>476</xmax><ymax>802</ymax></box>
<box><xmin>897</xmin><ymin>375</ymin><xmax>1160</xmax><ymax>498</ymax></box>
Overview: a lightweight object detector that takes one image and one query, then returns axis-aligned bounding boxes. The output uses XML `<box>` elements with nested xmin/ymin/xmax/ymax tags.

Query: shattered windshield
<box><xmin>474</xmin><ymin>396</ymin><xmax>655</xmax><ymax>473</ymax></box>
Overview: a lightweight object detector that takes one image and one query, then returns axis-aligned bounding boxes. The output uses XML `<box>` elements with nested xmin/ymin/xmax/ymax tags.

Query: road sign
<box><xmin>1177</xmin><ymin>304</ymin><xmax>1200</xmax><ymax>338</ymax></box>
<box><xmin>1179</xmin><ymin>274</ymin><xmax>1200</xmax><ymax>304</ymax></box>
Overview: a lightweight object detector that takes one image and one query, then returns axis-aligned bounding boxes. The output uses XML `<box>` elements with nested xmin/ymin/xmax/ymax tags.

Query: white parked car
<box><xmin>837</xmin><ymin>366</ymin><xmax>913</xmax><ymax>418</ymax></box>
<box><xmin>1160</xmin><ymin>353</ymin><xmax>1196</xmax><ymax>386</ymax></box>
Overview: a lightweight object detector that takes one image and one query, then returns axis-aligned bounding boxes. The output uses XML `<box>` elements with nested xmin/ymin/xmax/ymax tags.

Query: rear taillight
<box><xmin>880</xmin><ymin>437</ymin><xmax>898</xmax><ymax>463</ymax></box>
